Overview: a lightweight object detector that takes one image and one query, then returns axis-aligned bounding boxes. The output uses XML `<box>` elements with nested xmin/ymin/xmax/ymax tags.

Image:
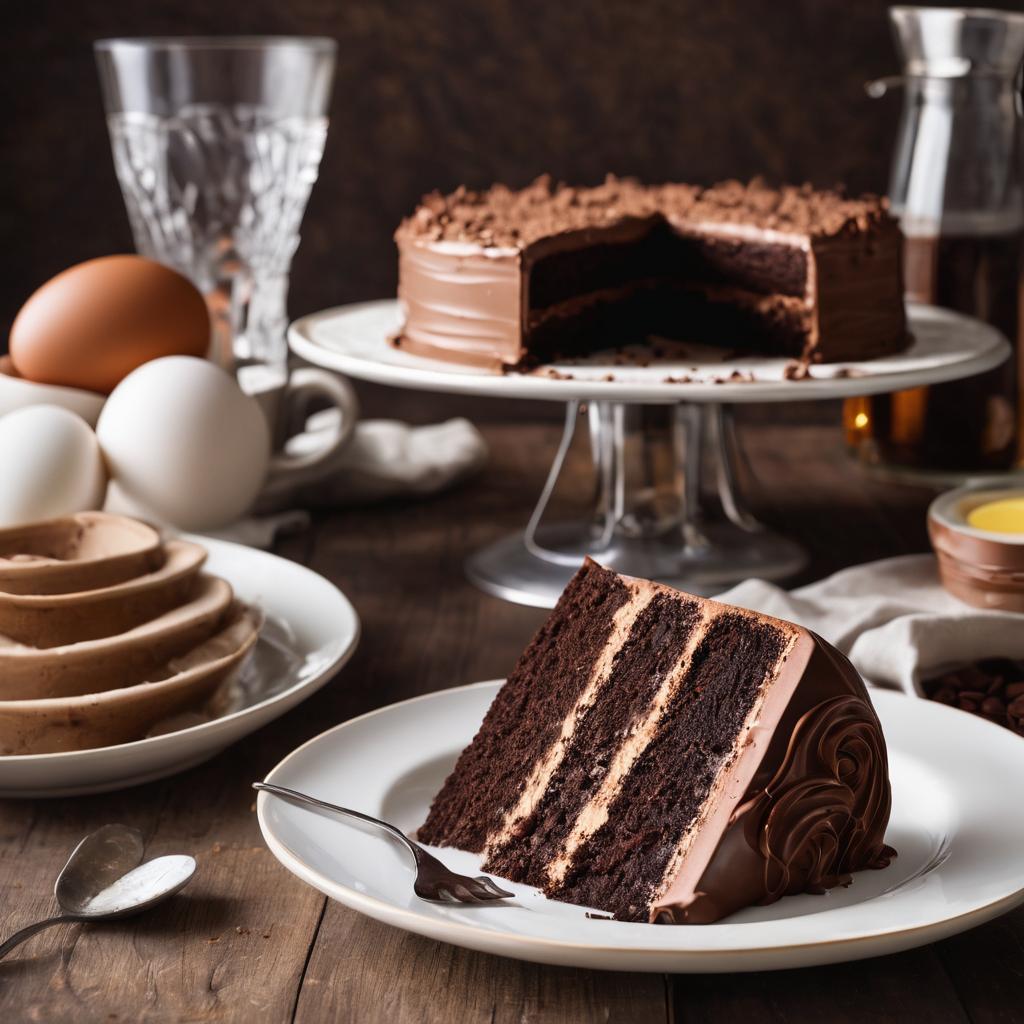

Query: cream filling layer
<box><xmin>483</xmin><ymin>583</ymin><xmax>652</xmax><ymax>852</ymax></box>
<box><xmin>545</xmin><ymin>605</ymin><xmax>717</xmax><ymax>886</ymax></box>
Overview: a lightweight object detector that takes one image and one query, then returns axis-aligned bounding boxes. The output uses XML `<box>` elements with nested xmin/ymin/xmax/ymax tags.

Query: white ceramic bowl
<box><xmin>0</xmin><ymin>355</ymin><xmax>105</xmax><ymax>425</ymax></box>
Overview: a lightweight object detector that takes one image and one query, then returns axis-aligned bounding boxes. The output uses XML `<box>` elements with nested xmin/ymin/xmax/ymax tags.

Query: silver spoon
<box><xmin>254</xmin><ymin>781</ymin><xmax>514</xmax><ymax>903</ymax></box>
<box><xmin>0</xmin><ymin>824</ymin><xmax>196</xmax><ymax>962</ymax></box>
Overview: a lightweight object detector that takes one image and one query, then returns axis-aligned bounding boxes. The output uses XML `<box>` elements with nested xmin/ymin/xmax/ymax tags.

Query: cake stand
<box><xmin>289</xmin><ymin>300</ymin><xmax>1009</xmax><ymax>607</ymax></box>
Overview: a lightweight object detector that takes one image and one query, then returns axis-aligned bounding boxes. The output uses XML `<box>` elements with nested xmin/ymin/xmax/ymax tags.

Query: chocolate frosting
<box><xmin>652</xmin><ymin>635</ymin><xmax>894</xmax><ymax>924</ymax></box>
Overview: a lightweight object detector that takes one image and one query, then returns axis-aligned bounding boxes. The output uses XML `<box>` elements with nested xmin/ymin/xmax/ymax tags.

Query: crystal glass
<box><xmin>844</xmin><ymin>7</ymin><xmax>1024</xmax><ymax>475</ymax></box>
<box><xmin>94</xmin><ymin>37</ymin><xmax>336</xmax><ymax>382</ymax></box>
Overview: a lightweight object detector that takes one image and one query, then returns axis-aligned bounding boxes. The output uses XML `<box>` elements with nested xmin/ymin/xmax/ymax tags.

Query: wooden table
<box><xmin>1</xmin><ymin>409</ymin><xmax>1020</xmax><ymax>1023</ymax></box>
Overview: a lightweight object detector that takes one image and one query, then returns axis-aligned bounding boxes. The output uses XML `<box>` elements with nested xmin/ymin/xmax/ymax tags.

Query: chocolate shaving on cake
<box><xmin>396</xmin><ymin>174</ymin><xmax>664</xmax><ymax>249</ymax></box>
<box><xmin>671</xmin><ymin>178</ymin><xmax>893</xmax><ymax>238</ymax></box>
<box><xmin>712</xmin><ymin>370</ymin><xmax>757</xmax><ymax>383</ymax></box>
<box><xmin>396</xmin><ymin>176</ymin><xmax>892</xmax><ymax>250</ymax></box>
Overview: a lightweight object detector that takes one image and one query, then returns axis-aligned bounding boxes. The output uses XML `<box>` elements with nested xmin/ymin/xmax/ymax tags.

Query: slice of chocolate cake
<box><xmin>419</xmin><ymin>560</ymin><xmax>894</xmax><ymax>924</ymax></box>
<box><xmin>394</xmin><ymin>176</ymin><xmax>908</xmax><ymax>370</ymax></box>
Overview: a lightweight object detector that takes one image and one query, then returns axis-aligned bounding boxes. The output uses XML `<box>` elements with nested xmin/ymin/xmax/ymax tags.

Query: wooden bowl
<box><xmin>0</xmin><ymin>605</ymin><xmax>261</xmax><ymax>755</ymax></box>
<box><xmin>0</xmin><ymin>539</ymin><xmax>207</xmax><ymax>648</ymax></box>
<box><xmin>0</xmin><ymin>574</ymin><xmax>233</xmax><ymax>700</ymax></box>
<box><xmin>0</xmin><ymin>512</ymin><xmax>163</xmax><ymax>596</ymax></box>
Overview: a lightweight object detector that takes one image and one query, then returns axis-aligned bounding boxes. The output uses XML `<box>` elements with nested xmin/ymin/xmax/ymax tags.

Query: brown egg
<box><xmin>9</xmin><ymin>255</ymin><xmax>210</xmax><ymax>394</ymax></box>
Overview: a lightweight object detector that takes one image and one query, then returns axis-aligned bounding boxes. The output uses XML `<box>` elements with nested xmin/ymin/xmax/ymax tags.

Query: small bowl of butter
<box><xmin>928</xmin><ymin>481</ymin><xmax>1024</xmax><ymax>612</ymax></box>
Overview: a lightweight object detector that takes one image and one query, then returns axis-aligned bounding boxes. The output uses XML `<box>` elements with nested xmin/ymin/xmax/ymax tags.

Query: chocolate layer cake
<box><xmin>394</xmin><ymin>176</ymin><xmax>908</xmax><ymax>370</ymax></box>
<box><xmin>419</xmin><ymin>560</ymin><xmax>894</xmax><ymax>924</ymax></box>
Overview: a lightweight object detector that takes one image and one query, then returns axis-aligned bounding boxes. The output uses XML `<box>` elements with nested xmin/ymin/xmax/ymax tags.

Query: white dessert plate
<box><xmin>0</xmin><ymin>536</ymin><xmax>359</xmax><ymax>798</ymax></box>
<box><xmin>289</xmin><ymin>299</ymin><xmax>1010</xmax><ymax>404</ymax></box>
<box><xmin>258</xmin><ymin>680</ymin><xmax>1024</xmax><ymax>973</ymax></box>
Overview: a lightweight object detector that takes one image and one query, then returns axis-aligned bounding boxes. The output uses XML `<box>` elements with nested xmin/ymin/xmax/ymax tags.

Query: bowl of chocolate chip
<box><xmin>923</xmin><ymin>659</ymin><xmax>1024</xmax><ymax>738</ymax></box>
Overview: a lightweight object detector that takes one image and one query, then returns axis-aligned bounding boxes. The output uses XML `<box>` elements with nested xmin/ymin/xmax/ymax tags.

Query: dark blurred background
<box><xmin>3</xmin><ymin>0</ymin><xmax>1010</xmax><ymax>418</ymax></box>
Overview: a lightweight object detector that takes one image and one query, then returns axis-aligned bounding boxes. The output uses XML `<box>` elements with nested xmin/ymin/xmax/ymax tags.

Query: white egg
<box><xmin>97</xmin><ymin>356</ymin><xmax>270</xmax><ymax>531</ymax></box>
<box><xmin>0</xmin><ymin>405</ymin><xmax>107</xmax><ymax>526</ymax></box>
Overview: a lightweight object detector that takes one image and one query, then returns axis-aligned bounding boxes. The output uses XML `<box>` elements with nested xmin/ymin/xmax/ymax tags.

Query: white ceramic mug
<box><xmin>239</xmin><ymin>365</ymin><xmax>360</xmax><ymax>487</ymax></box>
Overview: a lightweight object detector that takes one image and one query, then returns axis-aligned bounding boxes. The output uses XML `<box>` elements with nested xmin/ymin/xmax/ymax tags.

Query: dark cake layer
<box><xmin>549</xmin><ymin>614</ymin><xmax>787</xmax><ymax>921</ymax></box>
<box><xmin>484</xmin><ymin>592</ymin><xmax>701</xmax><ymax>886</ymax></box>
<box><xmin>525</xmin><ymin>221</ymin><xmax>809</xmax><ymax>312</ymax></box>
<box><xmin>525</xmin><ymin>282</ymin><xmax>811</xmax><ymax>363</ymax></box>
<box><xmin>418</xmin><ymin>560</ymin><xmax>629</xmax><ymax>851</ymax></box>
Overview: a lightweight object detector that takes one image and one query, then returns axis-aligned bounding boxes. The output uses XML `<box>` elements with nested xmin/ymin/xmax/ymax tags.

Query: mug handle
<box><xmin>267</xmin><ymin>368</ymin><xmax>360</xmax><ymax>478</ymax></box>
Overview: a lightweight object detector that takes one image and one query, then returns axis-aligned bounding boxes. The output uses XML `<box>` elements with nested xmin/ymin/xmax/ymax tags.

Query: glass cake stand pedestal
<box><xmin>465</xmin><ymin>400</ymin><xmax>804</xmax><ymax>607</ymax></box>
<box><xmin>289</xmin><ymin>299</ymin><xmax>1010</xmax><ymax>608</ymax></box>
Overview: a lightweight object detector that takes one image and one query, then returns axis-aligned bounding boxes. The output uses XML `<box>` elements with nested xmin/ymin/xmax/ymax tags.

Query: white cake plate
<box><xmin>257</xmin><ymin>681</ymin><xmax>1024</xmax><ymax>973</ymax></box>
<box><xmin>290</xmin><ymin>300</ymin><xmax>1009</xmax><ymax>607</ymax></box>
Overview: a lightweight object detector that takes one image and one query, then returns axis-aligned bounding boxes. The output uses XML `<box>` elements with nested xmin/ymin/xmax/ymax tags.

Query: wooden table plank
<box><xmin>0</xmin><ymin>414</ymin><xmax>1008</xmax><ymax>1023</ymax></box>
<box><xmin>935</xmin><ymin>906</ymin><xmax>1024</xmax><ymax>1024</ymax></box>
<box><xmin>674</xmin><ymin>949</ymin><xmax>970</xmax><ymax>1023</ymax></box>
<box><xmin>295</xmin><ymin>907</ymin><xmax>669</xmax><ymax>1024</ymax></box>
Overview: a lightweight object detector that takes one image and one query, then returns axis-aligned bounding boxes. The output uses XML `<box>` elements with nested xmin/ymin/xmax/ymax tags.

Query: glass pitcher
<box><xmin>844</xmin><ymin>6</ymin><xmax>1024</xmax><ymax>475</ymax></box>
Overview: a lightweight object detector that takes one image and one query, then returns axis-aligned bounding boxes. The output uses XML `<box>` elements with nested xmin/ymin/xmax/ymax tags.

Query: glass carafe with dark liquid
<box><xmin>844</xmin><ymin>6</ymin><xmax>1024</xmax><ymax>474</ymax></box>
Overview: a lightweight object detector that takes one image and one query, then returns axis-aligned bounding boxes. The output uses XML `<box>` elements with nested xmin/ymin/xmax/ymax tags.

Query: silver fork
<box><xmin>253</xmin><ymin>782</ymin><xmax>514</xmax><ymax>904</ymax></box>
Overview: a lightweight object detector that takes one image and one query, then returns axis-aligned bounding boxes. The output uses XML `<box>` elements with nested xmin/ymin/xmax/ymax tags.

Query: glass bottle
<box><xmin>844</xmin><ymin>6</ymin><xmax>1024</xmax><ymax>474</ymax></box>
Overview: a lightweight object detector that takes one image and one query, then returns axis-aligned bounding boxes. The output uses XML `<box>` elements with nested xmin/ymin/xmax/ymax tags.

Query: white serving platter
<box><xmin>258</xmin><ymin>680</ymin><xmax>1024</xmax><ymax>973</ymax></box>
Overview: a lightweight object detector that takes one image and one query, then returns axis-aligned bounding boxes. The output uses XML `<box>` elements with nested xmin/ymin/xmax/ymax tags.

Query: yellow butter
<box><xmin>967</xmin><ymin>497</ymin><xmax>1024</xmax><ymax>535</ymax></box>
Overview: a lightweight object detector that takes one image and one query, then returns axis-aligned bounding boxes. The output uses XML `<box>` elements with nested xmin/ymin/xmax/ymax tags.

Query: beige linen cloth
<box><xmin>716</xmin><ymin>554</ymin><xmax>1024</xmax><ymax>697</ymax></box>
<box><xmin>203</xmin><ymin>409</ymin><xmax>488</xmax><ymax>547</ymax></box>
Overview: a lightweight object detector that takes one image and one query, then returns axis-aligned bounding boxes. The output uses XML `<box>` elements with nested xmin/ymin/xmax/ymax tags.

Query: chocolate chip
<box><xmin>981</xmin><ymin>697</ymin><xmax>1006</xmax><ymax>718</ymax></box>
<box><xmin>925</xmin><ymin>658</ymin><xmax>1024</xmax><ymax>738</ymax></box>
<box><xmin>958</xmin><ymin>690</ymin><xmax>986</xmax><ymax>703</ymax></box>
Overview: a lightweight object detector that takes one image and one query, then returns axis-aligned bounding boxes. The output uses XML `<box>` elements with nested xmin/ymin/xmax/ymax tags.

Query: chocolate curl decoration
<box><xmin>748</xmin><ymin>695</ymin><xmax>895</xmax><ymax>903</ymax></box>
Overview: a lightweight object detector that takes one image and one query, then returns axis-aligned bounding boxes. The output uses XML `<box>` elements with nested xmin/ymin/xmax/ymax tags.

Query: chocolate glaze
<box><xmin>652</xmin><ymin>634</ymin><xmax>894</xmax><ymax>924</ymax></box>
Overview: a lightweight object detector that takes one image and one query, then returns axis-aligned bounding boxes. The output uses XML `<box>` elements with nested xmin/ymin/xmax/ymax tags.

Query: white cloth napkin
<box><xmin>209</xmin><ymin>413</ymin><xmax>488</xmax><ymax>548</ymax></box>
<box><xmin>716</xmin><ymin>554</ymin><xmax>1024</xmax><ymax>696</ymax></box>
